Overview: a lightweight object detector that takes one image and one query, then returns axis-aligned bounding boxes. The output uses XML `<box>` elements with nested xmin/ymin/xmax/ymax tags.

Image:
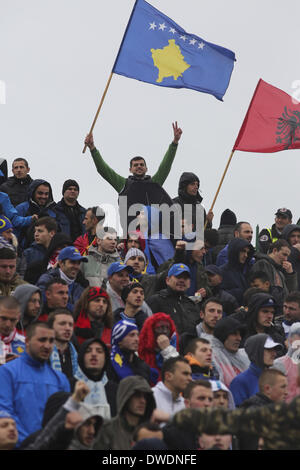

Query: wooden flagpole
<box><xmin>82</xmin><ymin>72</ymin><xmax>114</xmax><ymax>154</ymax></box>
<box><xmin>204</xmin><ymin>149</ymin><xmax>235</xmax><ymax>228</ymax></box>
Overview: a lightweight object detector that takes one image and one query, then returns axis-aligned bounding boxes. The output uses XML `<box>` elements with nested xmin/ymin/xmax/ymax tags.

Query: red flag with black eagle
<box><xmin>233</xmin><ymin>79</ymin><xmax>300</xmax><ymax>153</ymax></box>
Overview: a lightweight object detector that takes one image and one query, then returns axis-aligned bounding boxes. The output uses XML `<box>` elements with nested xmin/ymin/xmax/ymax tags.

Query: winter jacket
<box><xmin>0</xmin><ymin>351</ymin><xmax>70</xmax><ymax>445</ymax></box>
<box><xmin>93</xmin><ymin>375</ymin><xmax>156</xmax><ymax>450</ymax></box>
<box><xmin>90</xmin><ymin>142</ymin><xmax>178</xmax><ymax>193</ymax></box>
<box><xmin>282</xmin><ymin>224</ymin><xmax>300</xmax><ymax>290</ymax></box>
<box><xmin>113</xmin><ymin>307</ymin><xmax>148</xmax><ymax>332</ymax></box>
<box><xmin>152</xmin><ymin>381</ymin><xmax>185</xmax><ymax>416</ymax></box>
<box><xmin>0</xmin><ymin>192</ymin><xmax>32</xmax><ymax>229</ymax></box>
<box><xmin>81</xmin><ymin>245</ymin><xmax>121</xmax><ymax>287</ymax></box>
<box><xmin>0</xmin><ymin>174</ymin><xmax>33</xmax><ymax>207</ymax></box>
<box><xmin>229</xmin><ymin>333</ymin><xmax>270</xmax><ymax>406</ymax></box>
<box><xmin>258</xmin><ymin>223</ymin><xmax>282</xmax><ymax>254</ymax></box>
<box><xmin>146</xmin><ymin>286</ymin><xmax>200</xmax><ymax>336</ymax></box>
<box><xmin>54</xmin><ymin>199</ymin><xmax>86</xmax><ymax>242</ymax></box>
<box><xmin>219</xmin><ymin>238</ymin><xmax>254</xmax><ymax>305</ymax></box>
<box><xmin>0</xmin><ymin>273</ymin><xmax>27</xmax><ymax>296</ymax></box>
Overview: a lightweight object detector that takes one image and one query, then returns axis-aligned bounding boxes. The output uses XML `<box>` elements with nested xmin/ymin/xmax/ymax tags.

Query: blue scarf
<box><xmin>50</xmin><ymin>342</ymin><xmax>78</xmax><ymax>376</ymax></box>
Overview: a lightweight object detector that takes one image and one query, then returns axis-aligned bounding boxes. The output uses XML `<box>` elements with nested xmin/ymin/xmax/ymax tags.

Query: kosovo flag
<box><xmin>113</xmin><ymin>0</ymin><xmax>236</xmax><ymax>101</ymax></box>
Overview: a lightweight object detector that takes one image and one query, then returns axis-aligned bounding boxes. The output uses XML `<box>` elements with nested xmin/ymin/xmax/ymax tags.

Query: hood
<box><xmin>213</xmin><ymin>317</ymin><xmax>247</xmax><ymax>344</ymax></box>
<box><xmin>177</xmin><ymin>172</ymin><xmax>203</xmax><ymax>203</ymax></box>
<box><xmin>227</xmin><ymin>238</ymin><xmax>254</xmax><ymax>268</ymax></box>
<box><xmin>77</xmin><ymin>338</ymin><xmax>110</xmax><ymax>382</ymax></box>
<box><xmin>87</xmin><ymin>245</ymin><xmax>120</xmax><ymax>262</ymax></box>
<box><xmin>41</xmin><ymin>391</ymin><xmax>71</xmax><ymax>427</ymax></box>
<box><xmin>219</xmin><ymin>209</ymin><xmax>237</xmax><ymax>228</ymax></box>
<box><xmin>73</xmin><ymin>402</ymin><xmax>103</xmax><ymax>439</ymax></box>
<box><xmin>116</xmin><ymin>375</ymin><xmax>155</xmax><ymax>418</ymax></box>
<box><xmin>28</xmin><ymin>178</ymin><xmax>55</xmax><ymax>206</ymax></box>
<box><xmin>244</xmin><ymin>333</ymin><xmax>269</xmax><ymax>369</ymax></box>
<box><xmin>46</xmin><ymin>232</ymin><xmax>73</xmax><ymax>257</ymax></box>
<box><xmin>281</xmin><ymin>224</ymin><xmax>300</xmax><ymax>242</ymax></box>
<box><xmin>246</xmin><ymin>292</ymin><xmax>278</xmax><ymax>330</ymax></box>
<box><xmin>12</xmin><ymin>284</ymin><xmax>42</xmax><ymax>321</ymax></box>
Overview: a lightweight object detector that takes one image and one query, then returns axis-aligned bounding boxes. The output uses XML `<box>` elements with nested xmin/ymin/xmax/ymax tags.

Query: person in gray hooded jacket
<box><xmin>13</xmin><ymin>284</ymin><xmax>42</xmax><ymax>335</ymax></box>
<box><xmin>93</xmin><ymin>375</ymin><xmax>156</xmax><ymax>450</ymax></box>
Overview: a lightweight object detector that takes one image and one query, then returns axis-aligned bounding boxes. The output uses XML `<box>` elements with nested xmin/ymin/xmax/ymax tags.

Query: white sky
<box><xmin>1</xmin><ymin>0</ymin><xmax>300</xmax><ymax>240</ymax></box>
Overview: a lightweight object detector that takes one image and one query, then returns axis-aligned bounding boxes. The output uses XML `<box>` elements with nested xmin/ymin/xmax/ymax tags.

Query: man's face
<box><xmin>129</xmin><ymin>159</ymin><xmax>148</xmax><ymax>178</ymax></box>
<box><xmin>59</xmin><ymin>259</ymin><xmax>81</xmax><ymax>279</ymax></box>
<box><xmin>83</xmin><ymin>210</ymin><xmax>97</xmax><ymax>232</ymax></box>
<box><xmin>98</xmin><ymin>234</ymin><xmax>117</xmax><ymax>253</ymax></box>
<box><xmin>200</xmin><ymin>302</ymin><xmax>223</xmax><ymax>331</ymax></box>
<box><xmin>84</xmin><ymin>341</ymin><xmax>106</xmax><ymax>372</ymax></box>
<box><xmin>213</xmin><ymin>390</ymin><xmax>229</xmax><ymax>409</ymax></box>
<box><xmin>288</xmin><ymin>230</ymin><xmax>300</xmax><ymax>246</ymax></box>
<box><xmin>166</xmin><ymin>273</ymin><xmax>190</xmax><ymax>293</ymax></box>
<box><xmin>185</xmin><ymin>180</ymin><xmax>199</xmax><ymax>197</ymax></box>
<box><xmin>275</xmin><ymin>215</ymin><xmax>291</xmax><ymax>231</ymax></box>
<box><xmin>46</xmin><ymin>283</ymin><xmax>69</xmax><ymax>308</ymax></box>
<box><xmin>198</xmin><ymin>433</ymin><xmax>232</xmax><ymax>450</ymax></box>
<box><xmin>283</xmin><ymin>301</ymin><xmax>300</xmax><ymax>323</ymax></box>
<box><xmin>192</xmin><ymin>341</ymin><xmax>213</xmax><ymax>367</ymax></box>
<box><xmin>0</xmin><ymin>258</ymin><xmax>16</xmax><ymax>283</ymax></box>
<box><xmin>153</xmin><ymin>320</ymin><xmax>171</xmax><ymax>339</ymax></box>
<box><xmin>77</xmin><ymin>417</ymin><xmax>98</xmax><ymax>448</ymax></box>
<box><xmin>250</xmin><ymin>278</ymin><xmax>270</xmax><ymax>292</ymax></box>
<box><xmin>33</xmin><ymin>184</ymin><xmax>50</xmax><ymax>207</ymax></box>
<box><xmin>0</xmin><ymin>418</ymin><xmax>18</xmax><ymax>450</ymax></box>
<box><xmin>126</xmin><ymin>391</ymin><xmax>147</xmax><ymax>417</ymax></box>
<box><xmin>53</xmin><ymin>314</ymin><xmax>74</xmax><ymax>343</ymax></box>
<box><xmin>271</xmin><ymin>247</ymin><xmax>290</xmax><ymax>265</ymax></box>
<box><xmin>167</xmin><ymin>362</ymin><xmax>192</xmax><ymax>393</ymax></box>
<box><xmin>26</xmin><ymin>292</ymin><xmax>41</xmax><ymax>318</ymax></box>
<box><xmin>126</xmin><ymin>287</ymin><xmax>144</xmax><ymax>308</ymax></box>
<box><xmin>239</xmin><ymin>247</ymin><xmax>250</xmax><ymax>264</ymax></box>
<box><xmin>0</xmin><ymin>306</ymin><xmax>20</xmax><ymax>337</ymax></box>
<box><xmin>223</xmin><ymin>331</ymin><xmax>242</xmax><ymax>353</ymax></box>
<box><xmin>109</xmin><ymin>270</ymin><xmax>130</xmax><ymax>293</ymax></box>
<box><xmin>63</xmin><ymin>186</ymin><xmax>79</xmax><ymax>205</ymax></box>
<box><xmin>12</xmin><ymin>160</ymin><xmax>29</xmax><ymax>180</ymax></box>
<box><xmin>127</xmin><ymin>236</ymin><xmax>141</xmax><ymax>250</ymax></box>
<box><xmin>207</xmin><ymin>272</ymin><xmax>222</xmax><ymax>287</ymax></box>
<box><xmin>263</xmin><ymin>348</ymin><xmax>277</xmax><ymax>367</ymax></box>
<box><xmin>236</xmin><ymin>223</ymin><xmax>253</xmax><ymax>243</ymax></box>
<box><xmin>88</xmin><ymin>297</ymin><xmax>108</xmax><ymax>321</ymax></box>
<box><xmin>118</xmin><ymin>329</ymin><xmax>139</xmax><ymax>352</ymax></box>
<box><xmin>267</xmin><ymin>375</ymin><xmax>288</xmax><ymax>403</ymax></box>
<box><xmin>257</xmin><ymin>307</ymin><xmax>274</xmax><ymax>329</ymax></box>
<box><xmin>125</xmin><ymin>255</ymin><xmax>145</xmax><ymax>274</ymax></box>
<box><xmin>185</xmin><ymin>385</ymin><xmax>213</xmax><ymax>409</ymax></box>
<box><xmin>34</xmin><ymin>225</ymin><xmax>54</xmax><ymax>247</ymax></box>
<box><xmin>191</xmin><ymin>246</ymin><xmax>207</xmax><ymax>264</ymax></box>
<box><xmin>26</xmin><ymin>326</ymin><xmax>55</xmax><ymax>362</ymax></box>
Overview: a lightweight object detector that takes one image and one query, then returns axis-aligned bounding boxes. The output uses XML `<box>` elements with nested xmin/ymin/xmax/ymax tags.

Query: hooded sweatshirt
<box><xmin>67</xmin><ymin>402</ymin><xmax>103</xmax><ymax>450</ymax></box>
<box><xmin>93</xmin><ymin>375</ymin><xmax>156</xmax><ymax>450</ymax></box>
<box><xmin>229</xmin><ymin>333</ymin><xmax>270</xmax><ymax>406</ymax></box>
<box><xmin>13</xmin><ymin>284</ymin><xmax>42</xmax><ymax>335</ymax></box>
<box><xmin>71</xmin><ymin>338</ymin><xmax>118</xmax><ymax>418</ymax></box>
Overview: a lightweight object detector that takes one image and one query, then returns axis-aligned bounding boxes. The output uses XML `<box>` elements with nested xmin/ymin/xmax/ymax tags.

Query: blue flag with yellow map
<box><xmin>112</xmin><ymin>0</ymin><xmax>236</xmax><ymax>101</ymax></box>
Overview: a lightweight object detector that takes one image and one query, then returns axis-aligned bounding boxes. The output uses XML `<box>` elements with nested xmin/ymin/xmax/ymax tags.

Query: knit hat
<box><xmin>124</xmin><ymin>248</ymin><xmax>146</xmax><ymax>265</ymax></box>
<box><xmin>86</xmin><ymin>286</ymin><xmax>109</xmax><ymax>302</ymax></box>
<box><xmin>121</xmin><ymin>281</ymin><xmax>144</xmax><ymax>303</ymax></box>
<box><xmin>0</xmin><ymin>215</ymin><xmax>13</xmax><ymax>234</ymax></box>
<box><xmin>220</xmin><ymin>209</ymin><xmax>237</xmax><ymax>226</ymax></box>
<box><xmin>62</xmin><ymin>179</ymin><xmax>80</xmax><ymax>195</ymax></box>
<box><xmin>111</xmin><ymin>319</ymin><xmax>138</xmax><ymax>346</ymax></box>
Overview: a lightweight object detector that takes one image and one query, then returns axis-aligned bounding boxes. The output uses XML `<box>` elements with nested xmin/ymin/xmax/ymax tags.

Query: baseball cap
<box><xmin>167</xmin><ymin>263</ymin><xmax>191</xmax><ymax>277</ymax></box>
<box><xmin>275</xmin><ymin>208</ymin><xmax>292</xmax><ymax>219</ymax></box>
<box><xmin>107</xmin><ymin>261</ymin><xmax>133</xmax><ymax>277</ymax></box>
<box><xmin>260</xmin><ymin>297</ymin><xmax>277</xmax><ymax>309</ymax></box>
<box><xmin>205</xmin><ymin>265</ymin><xmax>222</xmax><ymax>276</ymax></box>
<box><xmin>264</xmin><ymin>336</ymin><xmax>283</xmax><ymax>350</ymax></box>
<box><xmin>58</xmin><ymin>246</ymin><xmax>88</xmax><ymax>262</ymax></box>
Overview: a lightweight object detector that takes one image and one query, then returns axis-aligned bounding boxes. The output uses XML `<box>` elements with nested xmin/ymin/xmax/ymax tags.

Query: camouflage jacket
<box><xmin>172</xmin><ymin>396</ymin><xmax>300</xmax><ymax>450</ymax></box>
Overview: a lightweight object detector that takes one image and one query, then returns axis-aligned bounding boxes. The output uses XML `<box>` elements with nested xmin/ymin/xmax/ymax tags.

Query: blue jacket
<box><xmin>0</xmin><ymin>351</ymin><xmax>70</xmax><ymax>445</ymax></box>
<box><xmin>229</xmin><ymin>362</ymin><xmax>262</xmax><ymax>407</ymax></box>
<box><xmin>23</xmin><ymin>242</ymin><xmax>48</xmax><ymax>265</ymax></box>
<box><xmin>0</xmin><ymin>192</ymin><xmax>32</xmax><ymax>228</ymax></box>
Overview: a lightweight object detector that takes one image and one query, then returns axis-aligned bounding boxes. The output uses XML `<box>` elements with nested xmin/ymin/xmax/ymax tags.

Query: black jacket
<box><xmin>0</xmin><ymin>174</ymin><xmax>33</xmax><ymax>206</ymax></box>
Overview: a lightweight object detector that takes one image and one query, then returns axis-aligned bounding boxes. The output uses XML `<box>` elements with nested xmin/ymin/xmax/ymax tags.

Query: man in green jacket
<box><xmin>84</xmin><ymin>122</ymin><xmax>182</xmax><ymax>193</ymax></box>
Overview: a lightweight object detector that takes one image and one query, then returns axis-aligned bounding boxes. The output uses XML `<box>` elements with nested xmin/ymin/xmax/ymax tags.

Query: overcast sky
<box><xmin>1</xmin><ymin>0</ymin><xmax>300</xmax><ymax>239</ymax></box>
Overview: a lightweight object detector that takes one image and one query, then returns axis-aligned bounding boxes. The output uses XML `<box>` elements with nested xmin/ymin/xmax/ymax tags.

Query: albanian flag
<box><xmin>233</xmin><ymin>79</ymin><xmax>300</xmax><ymax>153</ymax></box>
